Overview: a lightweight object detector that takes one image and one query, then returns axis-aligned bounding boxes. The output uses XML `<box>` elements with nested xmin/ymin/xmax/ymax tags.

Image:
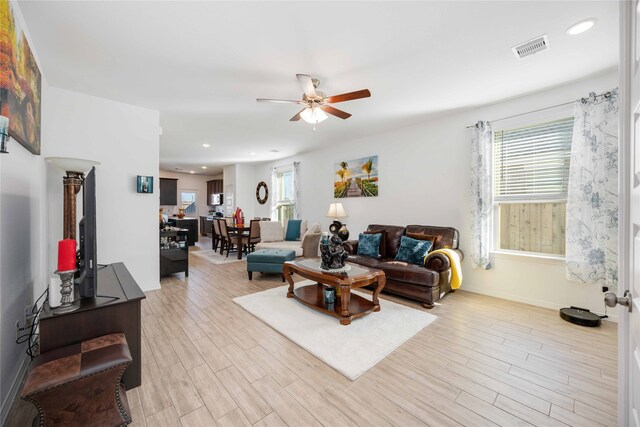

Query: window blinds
<box><xmin>493</xmin><ymin>117</ymin><xmax>574</xmax><ymax>201</ymax></box>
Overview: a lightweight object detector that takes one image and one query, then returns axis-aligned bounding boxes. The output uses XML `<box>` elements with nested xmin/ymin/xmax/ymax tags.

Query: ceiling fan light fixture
<box><xmin>300</xmin><ymin>107</ymin><xmax>328</xmax><ymax>124</ymax></box>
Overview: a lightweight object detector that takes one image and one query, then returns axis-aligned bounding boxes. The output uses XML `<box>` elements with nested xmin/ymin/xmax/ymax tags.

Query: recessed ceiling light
<box><xmin>190</xmin><ymin>171</ymin><xmax>195</xmax><ymax>174</ymax></box>
<box><xmin>566</xmin><ymin>18</ymin><xmax>597</xmax><ymax>35</ymax></box>
<box><xmin>249</xmin><ymin>152</ymin><xmax>256</xmax><ymax>155</ymax></box>
<box><xmin>202</xmin><ymin>143</ymin><xmax>210</xmax><ymax>148</ymax></box>
<box><xmin>201</xmin><ymin>166</ymin><xmax>207</xmax><ymax>169</ymax></box>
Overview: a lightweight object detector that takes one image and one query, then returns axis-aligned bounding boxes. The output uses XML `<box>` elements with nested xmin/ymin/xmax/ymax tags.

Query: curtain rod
<box><xmin>465</xmin><ymin>91</ymin><xmax>613</xmax><ymax>129</ymax></box>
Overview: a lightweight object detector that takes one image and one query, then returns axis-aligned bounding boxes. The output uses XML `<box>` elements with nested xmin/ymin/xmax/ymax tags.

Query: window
<box><xmin>493</xmin><ymin>117</ymin><xmax>574</xmax><ymax>256</ymax></box>
<box><xmin>180</xmin><ymin>191</ymin><xmax>197</xmax><ymax>214</ymax></box>
<box><xmin>273</xmin><ymin>166</ymin><xmax>295</xmax><ymax>225</ymax></box>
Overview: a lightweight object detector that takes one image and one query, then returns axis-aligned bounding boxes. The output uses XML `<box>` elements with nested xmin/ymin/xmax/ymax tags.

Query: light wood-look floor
<box><xmin>6</xmin><ymin>239</ymin><xmax>618</xmax><ymax>426</ymax></box>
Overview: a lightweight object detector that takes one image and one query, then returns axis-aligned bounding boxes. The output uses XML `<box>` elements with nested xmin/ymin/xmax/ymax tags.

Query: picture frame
<box><xmin>0</xmin><ymin>0</ymin><xmax>42</xmax><ymax>155</ymax></box>
<box><xmin>334</xmin><ymin>155</ymin><xmax>379</xmax><ymax>198</ymax></box>
<box><xmin>137</xmin><ymin>175</ymin><xmax>153</xmax><ymax>193</ymax></box>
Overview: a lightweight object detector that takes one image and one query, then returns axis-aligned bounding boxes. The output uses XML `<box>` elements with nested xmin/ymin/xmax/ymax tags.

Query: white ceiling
<box><xmin>20</xmin><ymin>1</ymin><xmax>618</xmax><ymax>175</ymax></box>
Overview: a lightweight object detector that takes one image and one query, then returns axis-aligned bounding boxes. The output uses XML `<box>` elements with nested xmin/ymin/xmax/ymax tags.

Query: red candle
<box><xmin>57</xmin><ymin>239</ymin><xmax>76</xmax><ymax>271</ymax></box>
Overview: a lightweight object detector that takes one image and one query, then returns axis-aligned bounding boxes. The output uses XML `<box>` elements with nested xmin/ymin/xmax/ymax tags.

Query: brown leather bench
<box><xmin>21</xmin><ymin>333</ymin><xmax>132</xmax><ymax>426</ymax></box>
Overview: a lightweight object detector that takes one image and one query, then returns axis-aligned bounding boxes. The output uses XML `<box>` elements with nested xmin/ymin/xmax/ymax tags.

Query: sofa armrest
<box><xmin>424</xmin><ymin>249</ymin><xmax>464</xmax><ymax>272</ymax></box>
<box><xmin>302</xmin><ymin>233</ymin><xmax>321</xmax><ymax>258</ymax></box>
<box><xmin>425</xmin><ymin>252</ymin><xmax>450</xmax><ymax>272</ymax></box>
<box><xmin>343</xmin><ymin>240</ymin><xmax>359</xmax><ymax>254</ymax></box>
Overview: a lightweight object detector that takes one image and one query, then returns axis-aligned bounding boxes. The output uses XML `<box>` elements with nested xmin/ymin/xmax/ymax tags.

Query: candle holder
<box><xmin>53</xmin><ymin>269</ymin><xmax>79</xmax><ymax>314</ymax></box>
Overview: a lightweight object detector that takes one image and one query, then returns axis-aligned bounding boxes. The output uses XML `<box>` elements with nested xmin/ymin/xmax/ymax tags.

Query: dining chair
<box><xmin>246</xmin><ymin>220</ymin><xmax>261</xmax><ymax>253</ymax></box>
<box><xmin>218</xmin><ymin>219</ymin><xmax>237</xmax><ymax>257</ymax></box>
<box><xmin>212</xmin><ymin>218</ymin><xmax>221</xmax><ymax>252</ymax></box>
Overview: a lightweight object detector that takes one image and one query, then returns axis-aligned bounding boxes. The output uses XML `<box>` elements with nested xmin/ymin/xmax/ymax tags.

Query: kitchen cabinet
<box><xmin>200</xmin><ymin>216</ymin><xmax>213</xmax><ymax>237</ymax></box>
<box><xmin>159</xmin><ymin>178</ymin><xmax>178</xmax><ymax>205</ymax></box>
<box><xmin>207</xmin><ymin>179</ymin><xmax>224</xmax><ymax>205</ymax></box>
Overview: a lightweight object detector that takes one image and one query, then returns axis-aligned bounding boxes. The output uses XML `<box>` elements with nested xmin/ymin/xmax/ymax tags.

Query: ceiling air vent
<box><xmin>512</xmin><ymin>34</ymin><xmax>549</xmax><ymax>59</ymax></box>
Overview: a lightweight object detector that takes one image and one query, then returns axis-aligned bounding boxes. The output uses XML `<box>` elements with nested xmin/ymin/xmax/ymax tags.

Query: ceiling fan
<box><xmin>257</xmin><ymin>74</ymin><xmax>371</xmax><ymax>124</ymax></box>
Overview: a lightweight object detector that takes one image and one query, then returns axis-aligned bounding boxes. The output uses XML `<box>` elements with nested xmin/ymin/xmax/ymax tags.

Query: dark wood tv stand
<box><xmin>39</xmin><ymin>262</ymin><xmax>146</xmax><ymax>390</ymax></box>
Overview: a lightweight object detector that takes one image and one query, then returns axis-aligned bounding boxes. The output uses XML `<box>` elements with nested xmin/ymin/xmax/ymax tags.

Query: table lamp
<box><xmin>326</xmin><ymin>202</ymin><xmax>349</xmax><ymax>241</ymax></box>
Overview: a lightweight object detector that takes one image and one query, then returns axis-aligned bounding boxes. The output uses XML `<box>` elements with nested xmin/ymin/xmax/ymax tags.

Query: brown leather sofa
<box><xmin>344</xmin><ymin>224</ymin><xmax>463</xmax><ymax>308</ymax></box>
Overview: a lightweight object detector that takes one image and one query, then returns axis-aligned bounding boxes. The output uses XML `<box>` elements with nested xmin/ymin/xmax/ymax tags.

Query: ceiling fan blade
<box><xmin>296</xmin><ymin>74</ymin><xmax>317</xmax><ymax>98</ymax></box>
<box><xmin>256</xmin><ymin>98</ymin><xmax>304</xmax><ymax>104</ymax></box>
<box><xmin>325</xmin><ymin>89</ymin><xmax>371</xmax><ymax>104</ymax></box>
<box><xmin>290</xmin><ymin>108</ymin><xmax>306</xmax><ymax>121</ymax></box>
<box><xmin>321</xmin><ymin>105</ymin><xmax>352</xmax><ymax>120</ymax></box>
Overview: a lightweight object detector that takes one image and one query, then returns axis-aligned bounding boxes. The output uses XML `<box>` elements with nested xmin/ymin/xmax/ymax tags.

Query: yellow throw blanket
<box><xmin>426</xmin><ymin>249</ymin><xmax>463</xmax><ymax>290</ymax></box>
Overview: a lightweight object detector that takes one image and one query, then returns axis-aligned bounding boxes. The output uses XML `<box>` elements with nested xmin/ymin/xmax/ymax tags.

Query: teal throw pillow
<box><xmin>285</xmin><ymin>219</ymin><xmax>302</xmax><ymax>241</ymax></box>
<box><xmin>395</xmin><ymin>235</ymin><xmax>433</xmax><ymax>265</ymax></box>
<box><xmin>357</xmin><ymin>232</ymin><xmax>382</xmax><ymax>258</ymax></box>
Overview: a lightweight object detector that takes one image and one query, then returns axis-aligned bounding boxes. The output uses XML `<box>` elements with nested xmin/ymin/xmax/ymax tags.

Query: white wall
<box><xmin>253</xmin><ymin>69</ymin><xmax>619</xmax><ymax>319</ymax></box>
<box><xmin>0</xmin><ymin>121</ymin><xmax>48</xmax><ymax>420</ymax></box>
<box><xmin>44</xmin><ymin>87</ymin><xmax>160</xmax><ymax>293</ymax></box>
<box><xmin>234</xmin><ymin>164</ymin><xmax>255</xmax><ymax>220</ymax></box>
<box><xmin>159</xmin><ymin>170</ymin><xmax>220</xmax><ymax>218</ymax></box>
<box><xmin>223</xmin><ymin>164</ymin><xmax>236</xmax><ymax>216</ymax></box>
<box><xmin>0</xmin><ymin>2</ymin><xmax>48</xmax><ymax>421</ymax></box>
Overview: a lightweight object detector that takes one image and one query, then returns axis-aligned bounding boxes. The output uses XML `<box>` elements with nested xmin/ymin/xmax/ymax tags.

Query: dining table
<box><xmin>228</xmin><ymin>225</ymin><xmax>251</xmax><ymax>259</ymax></box>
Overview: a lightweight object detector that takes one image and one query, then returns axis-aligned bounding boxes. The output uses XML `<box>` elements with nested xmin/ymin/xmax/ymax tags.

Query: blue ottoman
<box><xmin>247</xmin><ymin>249</ymin><xmax>296</xmax><ymax>281</ymax></box>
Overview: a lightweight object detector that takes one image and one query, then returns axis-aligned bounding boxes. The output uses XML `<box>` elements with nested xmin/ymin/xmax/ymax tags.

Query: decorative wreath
<box><xmin>256</xmin><ymin>181</ymin><xmax>269</xmax><ymax>204</ymax></box>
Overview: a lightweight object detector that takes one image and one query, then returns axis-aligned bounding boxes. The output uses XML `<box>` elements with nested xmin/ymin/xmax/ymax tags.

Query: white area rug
<box><xmin>191</xmin><ymin>249</ymin><xmax>243</xmax><ymax>264</ymax></box>
<box><xmin>233</xmin><ymin>280</ymin><xmax>437</xmax><ymax>380</ymax></box>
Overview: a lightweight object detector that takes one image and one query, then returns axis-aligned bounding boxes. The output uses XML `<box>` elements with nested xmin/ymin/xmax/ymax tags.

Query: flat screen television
<box><xmin>76</xmin><ymin>166</ymin><xmax>97</xmax><ymax>298</ymax></box>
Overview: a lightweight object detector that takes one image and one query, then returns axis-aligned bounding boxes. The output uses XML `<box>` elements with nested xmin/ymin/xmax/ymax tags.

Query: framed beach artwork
<box><xmin>0</xmin><ymin>0</ymin><xmax>42</xmax><ymax>155</ymax></box>
<box><xmin>334</xmin><ymin>155</ymin><xmax>379</xmax><ymax>198</ymax></box>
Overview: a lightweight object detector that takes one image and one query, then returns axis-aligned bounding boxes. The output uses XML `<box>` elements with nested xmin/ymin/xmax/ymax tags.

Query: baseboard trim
<box><xmin>462</xmin><ymin>285</ymin><xmax>618</xmax><ymax>323</ymax></box>
<box><xmin>140</xmin><ymin>282</ymin><xmax>161</xmax><ymax>292</ymax></box>
<box><xmin>1</xmin><ymin>355</ymin><xmax>30</xmax><ymax>426</ymax></box>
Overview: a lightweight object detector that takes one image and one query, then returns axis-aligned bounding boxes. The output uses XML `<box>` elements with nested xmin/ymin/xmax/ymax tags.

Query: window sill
<box><xmin>490</xmin><ymin>250</ymin><xmax>565</xmax><ymax>265</ymax></box>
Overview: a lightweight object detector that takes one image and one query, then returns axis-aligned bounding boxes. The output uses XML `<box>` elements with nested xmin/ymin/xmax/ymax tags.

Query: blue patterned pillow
<box><xmin>357</xmin><ymin>233</ymin><xmax>382</xmax><ymax>258</ymax></box>
<box><xmin>395</xmin><ymin>236</ymin><xmax>433</xmax><ymax>265</ymax></box>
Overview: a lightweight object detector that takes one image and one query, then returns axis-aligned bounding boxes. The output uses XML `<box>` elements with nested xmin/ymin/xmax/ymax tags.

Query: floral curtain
<box><xmin>566</xmin><ymin>89</ymin><xmax>619</xmax><ymax>287</ymax></box>
<box><xmin>470</xmin><ymin>121</ymin><xmax>493</xmax><ymax>270</ymax></box>
<box><xmin>292</xmin><ymin>161</ymin><xmax>300</xmax><ymax>219</ymax></box>
<box><xmin>270</xmin><ymin>166</ymin><xmax>278</xmax><ymax>220</ymax></box>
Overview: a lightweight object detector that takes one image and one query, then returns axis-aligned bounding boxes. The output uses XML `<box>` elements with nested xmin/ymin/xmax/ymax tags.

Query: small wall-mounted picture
<box><xmin>334</xmin><ymin>155</ymin><xmax>379</xmax><ymax>198</ymax></box>
<box><xmin>137</xmin><ymin>175</ymin><xmax>154</xmax><ymax>193</ymax></box>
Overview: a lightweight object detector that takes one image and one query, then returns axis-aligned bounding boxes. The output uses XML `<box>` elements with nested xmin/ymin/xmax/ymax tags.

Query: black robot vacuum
<box><xmin>559</xmin><ymin>306</ymin><xmax>602</xmax><ymax>327</ymax></box>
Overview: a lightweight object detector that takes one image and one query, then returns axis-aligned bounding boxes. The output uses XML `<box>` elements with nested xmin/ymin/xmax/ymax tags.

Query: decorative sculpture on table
<box><xmin>233</xmin><ymin>207</ymin><xmax>244</xmax><ymax>225</ymax></box>
<box><xmin>320</xmin><ymin>232</ymin><xmax>348</xmax><ymax>271</ymax></box>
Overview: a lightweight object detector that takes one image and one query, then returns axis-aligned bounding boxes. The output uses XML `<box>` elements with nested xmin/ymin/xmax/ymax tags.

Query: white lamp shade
<box><xmin>326</xmin><ymin>202</ymin><xmax>347</xmax><ymax>218</ymax></box>
<box><xmin>300</xmin><ymin>107</ymin><xmax>328</xmax><ymax>124</ymax></box>
<box><xmin>46</xmin><ymin>157</ymin><xmax>100</xmax><ymax>173</ymax></box>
